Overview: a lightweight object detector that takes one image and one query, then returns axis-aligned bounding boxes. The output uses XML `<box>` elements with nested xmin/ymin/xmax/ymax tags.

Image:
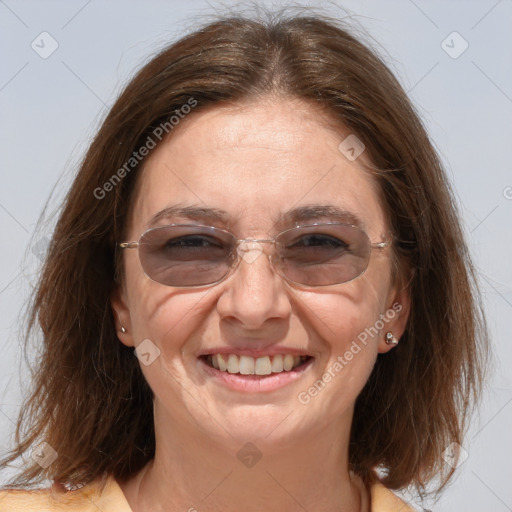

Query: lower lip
<box><xmin>198</xmin><ymin>357</ymin><xmax>314</xmax><ymax>392</ymax></box>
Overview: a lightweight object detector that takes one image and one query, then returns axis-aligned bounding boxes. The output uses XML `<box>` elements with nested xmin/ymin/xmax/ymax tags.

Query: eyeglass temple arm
<box><xmin>118</xmin><ymin>242</ymin><xmax>139</xmax><ymax>249</ymax></box>
<box><xmin>371</xmin><ymin>241</ymin><xmax>390</xmax><ymax>249</ymax></box>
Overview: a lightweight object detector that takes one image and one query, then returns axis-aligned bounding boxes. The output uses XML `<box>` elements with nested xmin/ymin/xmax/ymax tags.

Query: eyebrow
<box><xmin>147</xmin><ymin>204</ymin><xmax>365</xmax><ymax>230</ymax></box>
<box><xmin>147</xmin><ymin>204</ymin><xmax>231</xmax><ymax>228</ymax></box>
<box><xmin>281</xmin><ymin>205</ymin><xmax>365</xmax><ymax>229</ymax></box>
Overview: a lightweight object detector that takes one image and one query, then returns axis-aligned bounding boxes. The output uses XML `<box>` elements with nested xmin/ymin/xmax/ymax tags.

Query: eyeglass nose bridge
<box><xmin>235</xmin><ymin>237</ymin><xmax>275</xmax><ymax>265</ymax></box>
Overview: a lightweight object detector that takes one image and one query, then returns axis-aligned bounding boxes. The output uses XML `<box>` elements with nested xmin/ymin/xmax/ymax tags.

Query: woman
<box><xmin>0</xmin><ymin>10</ymin><xmax>487</xmax><ymax>512</ymax></box>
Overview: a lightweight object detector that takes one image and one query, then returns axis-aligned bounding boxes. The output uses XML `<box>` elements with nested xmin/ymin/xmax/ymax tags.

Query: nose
<box><xmin>215</xmin><ymin>241</ymin><xmax>292</xmax><ymax>331</ymax></box>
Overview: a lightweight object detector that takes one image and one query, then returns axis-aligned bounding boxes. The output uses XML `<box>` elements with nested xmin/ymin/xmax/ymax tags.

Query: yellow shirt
<box><xmin>0</xmin><ymin>475</ymin><xmax>414</xmax><ymax>511</ymax></box>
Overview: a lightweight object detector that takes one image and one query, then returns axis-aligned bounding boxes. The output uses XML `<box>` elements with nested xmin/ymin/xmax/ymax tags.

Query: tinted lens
<box><xmin>276</xmin><ymin>224</ymin><xmax>371</xmax><ymax>286</ymax></box>
<box><xmin>138</xmin><ymin>226</ymin><xmax>235</xmax><ymax>286</ymax></box>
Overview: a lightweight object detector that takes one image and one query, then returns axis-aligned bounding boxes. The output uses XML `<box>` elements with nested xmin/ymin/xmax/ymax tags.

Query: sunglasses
<box><xmin>118</xmin><ymin>223</ymin><xmax>390</xmax><ymax>288</ymax></box>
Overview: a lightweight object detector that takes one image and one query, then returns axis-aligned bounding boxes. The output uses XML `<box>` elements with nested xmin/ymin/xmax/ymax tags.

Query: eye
<box><xmin>291</xmin><ymin>234</ymin><xmax>349</xmax><ymax>249</ymax></box>
<box><xmin>160</xmin><ymin>235</ymin><xmax>230</xmax><ymax>262</ymax></box>
<box><xmin>158</xmin><ymin>236</ymin><xmax>229</xmax><ymax>265</ymax></box>
<box><xmin>164</xmin><ymin>235</ymin><xmax>223</xmax><ymax>249</ymax></box>
<box><xmin>280</xmin><ymin>233</ymin><xmax>352</xmax><ymax>266</ymax></box>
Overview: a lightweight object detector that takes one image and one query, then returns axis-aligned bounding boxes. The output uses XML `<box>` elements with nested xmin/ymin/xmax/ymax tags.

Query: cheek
<box><xmin>126</xmin><ymin>283</ymin><xmax>214</xmax><ymax>401</ymax></box>
<box><xmin>124</xmin><ymin>249</ymin><xmax>212</xmax><ymax>356</ymax></box>
<box><xmin>131</xmin><ymin>288</ymin><xmax>209</xmax><ymax>345</ymax></box>
<box><xmin>291</xmin><ymin>279</ymin><xmax>389</xmax><ymax>410</ymax></box>
<box><xmin>294</xmin><ymin>273</ymin><xmax>388</xmax><ymax>351</ymax></box>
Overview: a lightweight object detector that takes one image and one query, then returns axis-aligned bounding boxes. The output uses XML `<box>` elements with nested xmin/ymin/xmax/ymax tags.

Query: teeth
<box><xmin>283</xmin><ymin>354</ymin><xmax>294</xmax><ymax>371</ymax></box>
<box><xmin>271</xmin><ymin>354</ymin><xmax>283</xmax><ymax>372</ymax></box>
<box><xmin>239</xmin><ymin>355</ymin><xmax>255</xmax><ymax>375</ymax></box>
<box><xmin>217</xmin><ymin>354</ymin><xmax>228</xmax><ymax>371</ymax></box>
<box><xmin>254</xmin><ymin>356</ymin><xmax>272</xmax><ymax>375</ymax></box>
<box><xmin>227</xmin><ymin>354</ymin><xmax>239</xmax><ymax>373</ymax></box>
<box><xmin>209</xmin><ymin>354</ymin><xmax>307</xmax><ymax>375</ymax></box>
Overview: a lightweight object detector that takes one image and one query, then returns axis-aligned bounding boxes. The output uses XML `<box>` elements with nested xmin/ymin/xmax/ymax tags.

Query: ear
<box><xmin>377</xmin><ymin>277</ymin><xmax>411</xmax><ymax>354</ymax></box>
<box><xmin>111</xmin><ymin>283</ymin><xmax>135</xmax><ymax>348</ymax></box>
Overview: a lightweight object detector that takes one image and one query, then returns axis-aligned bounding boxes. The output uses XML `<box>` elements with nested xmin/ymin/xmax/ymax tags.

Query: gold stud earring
<box><xmin>385</xmin><ymin>332</ymin><xmax>398</xmax><ymax>345</ymax></box>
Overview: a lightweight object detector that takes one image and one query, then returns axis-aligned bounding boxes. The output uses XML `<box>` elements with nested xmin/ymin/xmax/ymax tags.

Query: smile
<box><xmin>198</xmin><ymin>353</ymin><xmax>314</xmax><ymax>392</ymax></box>
<box><xmin>203</xmin><ymin>353</ymin><xmax>311</xmax><ymax>375</ymax></box>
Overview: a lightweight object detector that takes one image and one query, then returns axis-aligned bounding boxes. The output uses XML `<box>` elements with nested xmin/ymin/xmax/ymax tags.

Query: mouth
<box><xmin>197</xmin><ymin>347</ymin><xmax>315</xmax><ymax>396</ymax></box>
<box><xmin>201</xmin><ymin>353</ymin><xmax>312</xmax><ymax>375</ymax></box>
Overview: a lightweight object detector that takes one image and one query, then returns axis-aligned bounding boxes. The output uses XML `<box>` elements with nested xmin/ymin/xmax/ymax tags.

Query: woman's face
<box><xmin>113</xmin><ymin>98</ymin><xmax>408</xmax><ymax>451</ymax></box>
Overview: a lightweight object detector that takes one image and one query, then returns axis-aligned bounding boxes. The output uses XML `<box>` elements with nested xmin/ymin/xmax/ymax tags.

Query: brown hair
<box><xmin>1</xmin><ymin>9</ymin><xmax>487</xmax><ymax>495</ymax></box>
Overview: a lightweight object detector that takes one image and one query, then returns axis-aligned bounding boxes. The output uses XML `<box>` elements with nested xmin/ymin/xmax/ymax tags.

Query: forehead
<box><xmin>129</xmin><ymin>98</ymin><xmax>387</xmax><ymax>237</ymax></box>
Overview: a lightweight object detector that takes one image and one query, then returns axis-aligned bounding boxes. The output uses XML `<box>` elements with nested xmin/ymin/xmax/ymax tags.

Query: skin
<box><xmin>112</xmin><ymin>97</ymin><xmax>410</xmax><ymax>512</ymax></box>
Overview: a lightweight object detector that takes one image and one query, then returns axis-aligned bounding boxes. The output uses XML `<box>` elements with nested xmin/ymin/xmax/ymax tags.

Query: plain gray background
<box><xmin>0</xmin><ymin>1</ymin><xmax>511</xmax><ymax>510</ymax></box>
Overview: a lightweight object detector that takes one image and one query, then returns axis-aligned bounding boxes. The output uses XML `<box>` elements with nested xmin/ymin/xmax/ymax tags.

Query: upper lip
<box><xmin>197</xmin><ymin>347</ymin><xmax>313</xmax><ymax>358</ymax></box>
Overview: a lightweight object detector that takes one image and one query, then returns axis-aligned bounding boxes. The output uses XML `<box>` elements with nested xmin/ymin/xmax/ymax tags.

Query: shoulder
<box><xmin>0</xmin><ymin>474</ymin><xmax>411</xmax><ymax>512</ymax></box>
<box><xmin>370</xmin><ymin>481</ymin><xmax>415</xmax><ymax>512</ymax></box>
<box><xmin>0</xmin><ymin>475</ymin><xmax>132</xmax><ymax>512</ymax></box>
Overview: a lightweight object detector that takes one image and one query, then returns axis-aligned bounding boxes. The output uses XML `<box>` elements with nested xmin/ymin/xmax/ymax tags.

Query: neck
<box><xmin>119</xmin><ymin>405</ymin><xmax>368</xmax><ymax>512</ymax></box>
